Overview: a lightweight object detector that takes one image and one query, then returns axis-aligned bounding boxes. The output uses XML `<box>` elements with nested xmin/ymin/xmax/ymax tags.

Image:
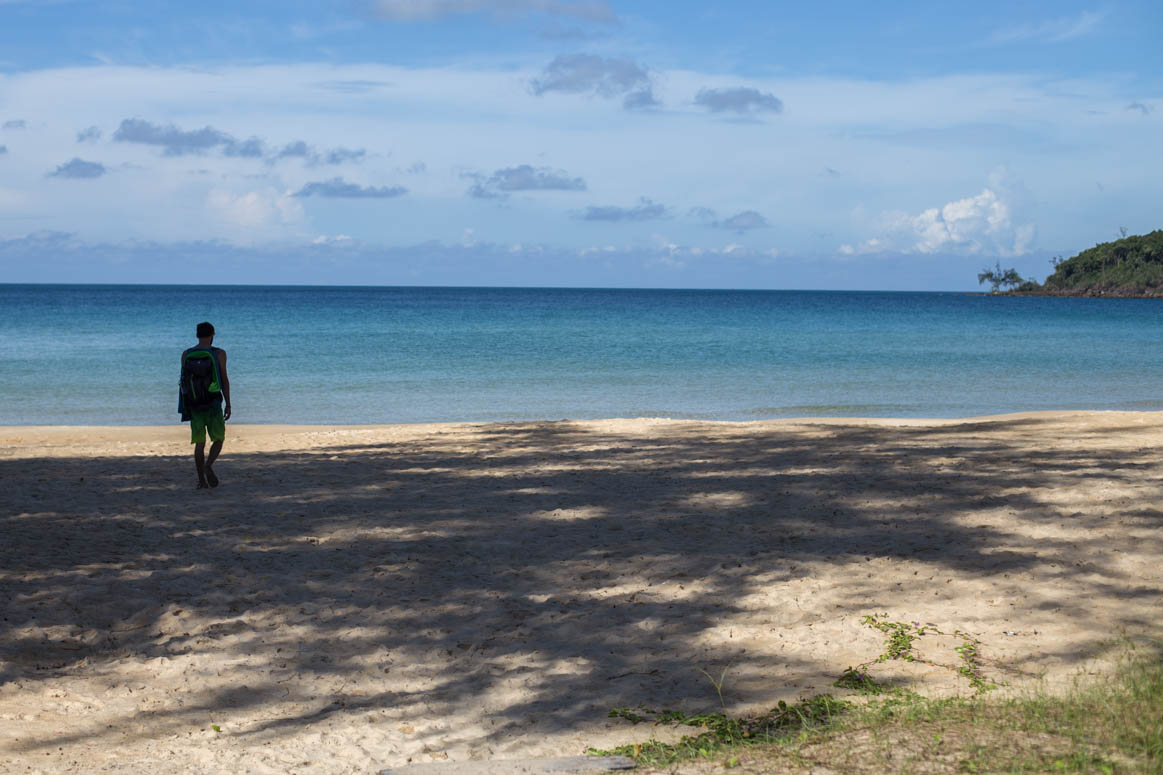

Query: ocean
<box><xmin>2</xmin><ymin>284</ymin><xmax>1161</xmax><ymax>426</ymax></box>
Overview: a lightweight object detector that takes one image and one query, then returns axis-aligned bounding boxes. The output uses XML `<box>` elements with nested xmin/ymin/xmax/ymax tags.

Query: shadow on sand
<box><xmin>1</xmin><ymin>416</ymin><xmax>1161</xmax><ymax>757</ymax></box>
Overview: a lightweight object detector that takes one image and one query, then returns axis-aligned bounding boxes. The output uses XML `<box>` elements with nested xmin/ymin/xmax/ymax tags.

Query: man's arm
<box><xmin>216</xmin><ymin>348</ymin><xmax>231</xmax><ymax>421</ymax></box>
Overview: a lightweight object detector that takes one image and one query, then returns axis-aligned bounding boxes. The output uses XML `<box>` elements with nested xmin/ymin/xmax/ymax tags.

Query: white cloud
<box><xmin>206</xmin><ymin>188</ymin><xmax>304</xmax><ymax>238</ymax></box>
<box><xmin>0</xmin><ymin>61</ymin><xmax>1155</xmax><ymax>256</ymax></box>
<box><xmin>312</xmin><ymin>233</ymin><xmax>353</xmax><ymax>244</ymax></box>
<box><xmin>842</xmin><ymin>187</ymin><xmax>1035</xmax><ymax>257</ymax></box>
<box><xmin>577</xmin><ymin>244</ymin><xmax>617</xmax><ymax>256</ymax></box>
<box><xmin>208</xmin><ymin>190</ymin><xmax>273</xmax><ymax>228</ymax></box>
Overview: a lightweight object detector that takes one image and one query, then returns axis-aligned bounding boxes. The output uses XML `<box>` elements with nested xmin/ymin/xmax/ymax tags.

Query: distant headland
<box><xmin>979</xmin><ymin>229</ymin><xmax>1163</xmax><ymax>298</ymax></box>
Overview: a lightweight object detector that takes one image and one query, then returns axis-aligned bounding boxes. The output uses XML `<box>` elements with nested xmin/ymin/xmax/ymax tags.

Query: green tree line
<box><xmin>977</xmin><ymin>229</ymin><xmax>1163</xmax><ymax>297</ymax></box>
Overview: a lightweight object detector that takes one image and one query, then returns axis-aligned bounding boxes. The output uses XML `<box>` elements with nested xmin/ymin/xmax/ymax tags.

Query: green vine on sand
<box><xmin>837</xmin><ymin>614</ymin><xmax>997</xmax><ymax>697</ymax></box>
<box><xmin>953</xmin><ymin>630</ymin><xmax>996</xmax><ymax>694</ymax></box>
<box><xmin>833</xmin><ymin>666</ymin><xmax>896</xmax><ymax>696</ymax></box>
<box><xmin>596</xmin><ymin>615</ymin><xmax>1002</xmax><ymax>767</ymax></box>
<box><xmin>862</xmin><ymin>613</ymin><xmax>941</xmax><ymax>662</ymax></box>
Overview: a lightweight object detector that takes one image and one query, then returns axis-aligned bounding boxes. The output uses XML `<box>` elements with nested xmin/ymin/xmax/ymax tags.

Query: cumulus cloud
<box><xmin>840</xmin><ymin>187</ymin><xmax>1035</xmax><ymax>257</ymax></box>
<box><xmin>206</xmin><ymin>188</ymin><xmax>305</xmax><ymax>234</ymax></box>
<box><xmin>2</xmin><ymin>120</ymin><xmax>26</xmax><ymax>130</ymax></box>
<box><xmin>48</xmin><ymin>158</ymin><xmax>107</xmax><ymax>179</ymax></box>
<box><xmin>76</xmin><ymin>126</ymin><xmax>102</xmax><ymax>143</ymax></box>
<box><xmin>694</xmin><ymin>87</ymin><xmax>783</xmax><ymax>115</ymax></box>
<box><xmin>293</xmin><ymin>177</ymin><xmax>407</xmax><ymax>198</ymax></box>
<box><xmin>468</xmin><ymin>164</ymin><xmax>586</xmax><ymax>198</ymax></box>
<box><xmin>578</xmin><ymin>197</ymin><xmax>667</xmax><ymax>222</ymax></box>
<box><xmin>1127</xmin><ymin>102</ymin><xmax>1153</xmax><ymax>116</ymax></box>
<box><xmin>207</xmin><ymin>190</ymin><xmax>275</xmax><ymax>228</ymax></box>
<box><xmin>531</xmin><ymin>54</ymin><xmax>657</xmax><ymax>109</ymax></box>
<box><xmin>713</xmin><ymin>211</ymin><xmax>769</xmax><ymax>231</ymax></box>
<box><xmin>113</xmin><ymin>118</ymin><xmax>264</xmax><ymax>157</ymax></box>
<box><xmin>987</xmin><ymin>10</ymin><xmax>1104</xmax><ymax>45</ymax></box>
<box><xmin>374</xmin><ymin>0</ymin><xmax>615</xmax><ymax>23</ymax></box>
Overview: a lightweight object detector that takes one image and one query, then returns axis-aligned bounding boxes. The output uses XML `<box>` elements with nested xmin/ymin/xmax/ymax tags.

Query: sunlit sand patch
<box><xmin>680</xmin><ymin>490</ymin><xmax>754</xmax><ymax>509</ymax></box>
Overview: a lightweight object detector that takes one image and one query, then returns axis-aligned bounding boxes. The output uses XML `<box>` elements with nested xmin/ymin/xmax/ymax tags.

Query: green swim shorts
<box><xmin>190</xmin><ymin>404</ymin><xmax>226</xmax><ymax>444</ymax></box>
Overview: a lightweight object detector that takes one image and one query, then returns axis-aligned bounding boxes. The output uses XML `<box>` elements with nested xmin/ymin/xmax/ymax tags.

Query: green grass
<box><xmin>590</xmin><ymin>645</ymin><xmax>1163</xmax><ymax>774</ymax></box>
<box><xmin>589</xmin><ymin>695</ymin><xmax>851</xmax><ymax>768</ymax></box>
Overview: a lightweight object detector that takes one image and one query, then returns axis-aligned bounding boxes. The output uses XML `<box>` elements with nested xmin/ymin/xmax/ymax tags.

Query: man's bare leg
<box><xmin>205</xmin><ymin>440</ymin><xmax>223</xmax><ymax>488</ymax></box>
<box><xmin>194</xmin><ymin>443</ymin><xmax>208</xmax><ymax>488</ymax></box>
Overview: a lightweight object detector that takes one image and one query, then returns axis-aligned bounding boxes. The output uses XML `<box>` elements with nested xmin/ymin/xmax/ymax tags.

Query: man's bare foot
<box><xmin>206</xmin><ymin>467</ymin><xmax>219</xmax><ymax>488</ymax></box>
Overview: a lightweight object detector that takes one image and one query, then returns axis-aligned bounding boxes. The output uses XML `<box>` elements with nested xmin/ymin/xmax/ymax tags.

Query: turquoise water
<box><xmin>2</xmin><ymin>284</ymin><xmax>1162</xmax><ymax>425</ymax></box>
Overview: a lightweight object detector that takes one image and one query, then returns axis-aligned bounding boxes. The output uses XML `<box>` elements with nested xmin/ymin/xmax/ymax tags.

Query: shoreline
<box><xmin>0</xmin><ymin>407</ymin><xmax>1152</xmax><ymax>441</ymax></box>
<box><xmin>2</xmin><ymin>410</ymin><xmax>1161</xmax><ymax>773</ymax></box>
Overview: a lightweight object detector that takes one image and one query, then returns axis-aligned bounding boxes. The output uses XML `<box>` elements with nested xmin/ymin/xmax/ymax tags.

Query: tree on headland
<box><xmin>1040</xmin><ymin>229</ymin><xmax>1163</xmax><ymax>296</ymax></box>
<box><xmin>973</xmin><ymin>230</ymin><xmax>1163</xmax><ymax>297</ymax></box>
<box><xmin>977</xmin><ymin>261</ymin><xmax>1024</xmax><ymax>294</ymax></box>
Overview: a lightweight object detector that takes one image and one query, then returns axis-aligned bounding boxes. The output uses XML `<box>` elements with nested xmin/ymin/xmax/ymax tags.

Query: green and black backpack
<box><xmin>181</xmin><ymin>348</ymin><xmax>222</xmax><ymax>412</ymax></box>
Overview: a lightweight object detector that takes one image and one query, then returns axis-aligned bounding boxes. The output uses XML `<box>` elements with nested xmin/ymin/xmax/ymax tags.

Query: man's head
<box><xmin>196</xmin><ymin>321</ymin><xmax>215</xmax><ymax>340</ymax></box>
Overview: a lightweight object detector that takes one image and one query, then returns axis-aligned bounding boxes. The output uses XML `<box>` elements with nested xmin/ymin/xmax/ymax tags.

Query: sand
<box><xmin>1</xmin><ymin>412</ymin><xmax>1160</xmax><ymax>774</ymax></box>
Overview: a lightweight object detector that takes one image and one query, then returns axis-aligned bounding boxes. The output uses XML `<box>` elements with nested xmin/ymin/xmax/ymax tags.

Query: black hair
<box><xmin>196</xmin><ymin>322</ymin><xmax>215</xmax><ymax>338</ymax></box>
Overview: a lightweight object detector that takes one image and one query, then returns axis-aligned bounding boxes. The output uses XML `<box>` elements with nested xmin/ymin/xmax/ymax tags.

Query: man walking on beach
<box><xmin>180</xmin><ymin>322</ymin><xmax>231</xmax><ymax>489</ymax></box>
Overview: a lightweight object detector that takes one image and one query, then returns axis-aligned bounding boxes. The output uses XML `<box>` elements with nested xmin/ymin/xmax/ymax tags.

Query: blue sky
<box><xmin>0</xmin><ymin>0</ymin><xmax>1159</xmax><ymax>289</ymax></box>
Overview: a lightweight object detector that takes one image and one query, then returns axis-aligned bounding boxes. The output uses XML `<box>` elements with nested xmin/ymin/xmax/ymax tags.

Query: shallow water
<box><xmin>2</xmin><ymin>284</ymin><xmax>1162</xmax><ymax>425</ymax></box>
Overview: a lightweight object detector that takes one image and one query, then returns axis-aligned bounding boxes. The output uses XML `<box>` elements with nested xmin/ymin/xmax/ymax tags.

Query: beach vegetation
<box><xmin>850</xmin><ymin>614</ymin><xmax>997</xmax><ymax>696</ymax></box>
<box><xmin>592</xmin><ymin>695</ymin><xmax>851</xmax><ymax>767</ymax></box>
<box><xmin>698</xmin><ymin>663</ymin><xmax>733</xmax><ymax>710</ymax></box>
<box><xmin>1039</xmin><ymin>229</ymin><xmax>1163</xmax><ymax>296</ymax></box>
<box><xmin>978</xmin><ymin>262</ymin><xmax>1026</xmax><ymax>294</ymax></box>
<box><xmin>995</xmin><ymin>229</ymin><xmax>1163</xmax><ymax>297</ymax></box>
<box><xmin>592</xmin><ymin>629</ymin><xmax>1161</xmax><ymax>773</ymax></box>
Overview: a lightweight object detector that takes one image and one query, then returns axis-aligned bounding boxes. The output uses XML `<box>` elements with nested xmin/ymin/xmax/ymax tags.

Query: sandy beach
<box><xmin>1</xmin><ymin>412</ymin><xmax>1161</xmax><ymax>774</ymax></box>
